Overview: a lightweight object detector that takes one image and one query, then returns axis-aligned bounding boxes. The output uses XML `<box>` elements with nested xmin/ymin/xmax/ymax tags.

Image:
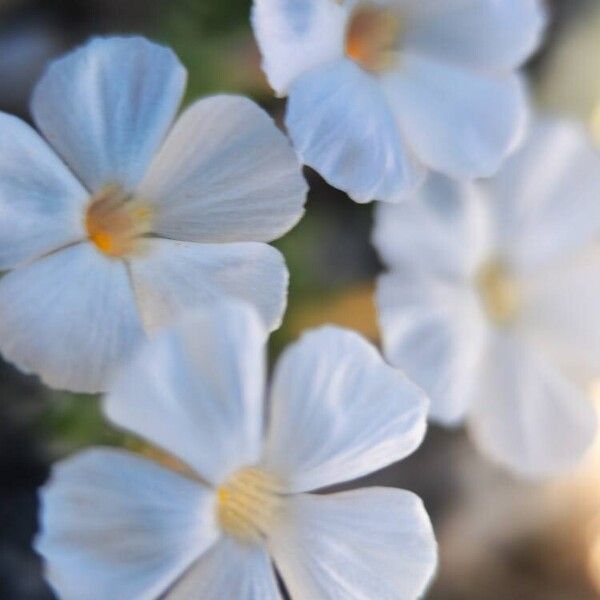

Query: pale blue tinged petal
<box><xmin>31</xmin><ymin>36</ymin><xmax>186</xmax><ymax>192</ymax></box>
<box><xmin>0</xmin><ymin>112</ymin><xmax>88</xmax><ymax>269</ymax></box>
<box><xmin>0</xmin><ymin>243</ymin><xmax>145</xmax><ymax>393</ymax></box>
<box><xmin>264</xmin><ymin>326</ymin><xmax>428</xmax><ymax>492</ymax></box>
<box><xmin>36</xmin><ymin>448</ymin><xmax>218</xmax><ymax>600</ymax></box>
<box><xmin>105</xmin><ymin>303</ymin><xmax>268</xmax><ymax>486</ymax></box>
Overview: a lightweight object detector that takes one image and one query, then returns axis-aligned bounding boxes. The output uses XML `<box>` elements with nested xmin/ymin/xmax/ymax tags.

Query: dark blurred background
<box><xmin>1</xmin><ymin>0</ymin><xmax>600</xmax><ymax>598</ymax></box>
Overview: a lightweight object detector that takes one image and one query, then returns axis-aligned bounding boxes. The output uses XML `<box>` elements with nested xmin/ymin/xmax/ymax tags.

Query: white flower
<box><xmin>0</xmin><ymin>36</ymin><xmax>307</xmax><ymax>393</ymax></box>
<box><xmin>373</xmin><ymin>119</ymin><xmax>600</xmax><ymax>477</ymax></box>
<box><xmin>252</xmin><ymin>0</ymin><xmax>546</xmax><ymax>203</ymax></box>
<box><xmin>36</xmin><ymin>301</ymin><xmax>437</xmax><ymax>600</ymax></box>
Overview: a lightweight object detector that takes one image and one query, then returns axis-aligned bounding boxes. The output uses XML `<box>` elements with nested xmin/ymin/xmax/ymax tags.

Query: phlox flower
<box><xmin>252</xmin><ymin>0</ymin><xmax>546</xmax><ymax>203</ymax></box>
<box><xmin>36</xmin><ymin>302</ymin><xmax>437</xmax><ymax>599</ymax></box>
<box><xmin>0</xmin><ymin>36</ymin><xmax>307</xmax><ymax>393</ymax></box>
<box><xmin>373</xmin><ymin>119</ymin><xmax>600</xmax><ymax>477</ymax></box>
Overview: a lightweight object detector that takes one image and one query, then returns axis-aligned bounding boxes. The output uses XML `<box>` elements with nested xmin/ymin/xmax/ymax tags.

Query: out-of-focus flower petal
<box><xmin>252</xmin><ymin>0</ymin><xmax>348</xmax><ymax>95</ymax></box>
<box><xmin>167</xmin><ymin>537</ymin><xmax>281</xmax><ymax>599</ymax></box>
<box><xmin>372</xmin><ymin>175</ymin><xmax>490</xmax><ymax>280</ymax></box>
<box><xmin>32</xmin><ymin>36</ymin><xmax>186</xmax><ymax>192</ymax></box>
<box><xmin>270</xmin><ymin>488</ymin><xmax>437</xmax><ymax>599</ymax></box>
<box><xmin>138</xmin><ymin>95</ymin><xmax>306</xmax><ymax>244</ymax></box>
<box><xmin>403</xmin><ymin>0</ymin><xmax>546</xmax><ymax>70</ymax></box>
<box><xmin>377</xmin><ymin>271</ymin><xmax>486</xmax><ymax>425</ymax></box>
<box><xmin>36</xmin><ymin>448</ymin><xmax>218</xmax><ymax>600</ymax></box>
<box><xmin>487</xmin><ymin>120</ymin><xmax>600</xmax><ymax>271</ymax></box>
<box><xmin>129</xmin><ymin>239</ymin><xmax>288</xmax><ymax>332</ymax></box>
<box><xmin>0</xmin><ymin>243</ymin><xmax>144</xmax><ymax>393</ymax></box>
<box><xmin>0</xmin><ymin>113</ymin><xmax>87</xmax><ymax>270</ymax></box>
<box><xmin>469</xmin><ymin>331</ymin><xmax>597</xmax><ymax>477</ymax></box>
<box><xmin>384</xmin><ymin>54</ymin><xmax>527</xmax><ymax>178</ymax></box>
<box><xmin>263</xmin><ymin>326</ymin><xmax>428</xmax><ymax>492</ymax></box>
<box><xmin>286</xmin><ymin>59</ymin><xmax>425</xmax><ymax>203</ymax></box>
<box><xmin>105</xmin><ymin>303</ymin><xmax>267</xmax><ymax>487</ymax></box>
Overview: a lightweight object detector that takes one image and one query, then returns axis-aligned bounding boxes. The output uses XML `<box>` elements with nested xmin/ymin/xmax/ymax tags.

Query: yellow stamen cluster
<box><xmin>476</xmin><ymin>260</ymin><xmax>521</xmax><ymax>326</ymax></box>
<box><xmin>217</xmin><ymin>467</ymin><xmax>283</xmax><ymax>543</ymax></box>
<box><xmin>345</xmin><ymin>4</ymin><xmax>401</xmax><ymax>73</ymax></box>
<box><xmin>85</xmin><ymin>184</ymin><xmax>154</xmax><ymax>258</ymax></box>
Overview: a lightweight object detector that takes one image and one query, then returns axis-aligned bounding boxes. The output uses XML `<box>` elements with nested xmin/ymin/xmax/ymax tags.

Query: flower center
<box><xmin>345</xmin><ymin>3</ymin><xmax>401</xmax><ymax>73</ymax></box>
<box><xmin>216</xmin><ymin>467</ymin><xmax>283</xmax><ymax>543</ymax></box>
<box><xmin>85</xmin><ymin>184</ymin><xmax>154</xmax><ymax>258</ymax></box>
<box><xmin>476</xmin><ymin>260</ymin><xmax>521</xmax><ymax>326</ymax></box>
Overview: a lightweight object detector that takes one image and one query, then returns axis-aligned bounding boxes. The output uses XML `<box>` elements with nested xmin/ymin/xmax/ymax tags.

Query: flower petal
<box><xmin>105</xmin><ymin>303</ymin><xmax>267</xmax><ymax>486</ymax></box>
<box><xmin>263</xmin><ymin>326</ymin><xmax>428</xmax><ymax>493</ymax></box>
<box><xmin>251</xmin><ymin>0</ymin><xmax>348</xmax><ymax>96</ymax></box>
<box><xmin>384</xmin><ymin>54</ymin><xmax>527</xmax><ymax>178</ymax></box>
<box><xmin>167</xmin><ymin>537</ymin><xmax>281</xmax><ymax>599</ymax></box>
<box><xmin>403</xmin><ymin>0</ymin><xmax>546</xmax><ymax>70</ymax></box>
<box><xmin>270</xmin><ymin>488</ymin><xmax>437</xmax><ymax>600</ymax></box>
<box><xmin>377</xmin><ymin>271</ymin><xmax>486</xmax><ymax>426</ymax></box>
<box><xmin>129</xmin><ymin>239</ymin><xmax>288</xmax><ymax>332</ymax></box>
<box><xmin>286</xmin><ymin>59</ymin><xmax>425</xmax><ymax>203</ymax></box>
<box><xmin>469</xmin><ymin>332</ymin><xmax>597</xmax><ymax>477</ymax></box>
<box><xmin>372</xmin><ymin>174</ymin><xmax>490</xmax><ymax>280</ymax></box>
<box><xmin>0</xmin><ymin>113</ymin><xmax>88</xmax><ymax>269</ymax></box>
<box><xmin>486</xmin><ymin>120</ymin><xmax>600</xmax><ymax>270</ymax></box>
<box><xmin>36</xmin><ymin>448</ymin><xmax>218</xmax><ymax>600</ymax></box>
<box><xmin>31</xmin><ymin>36</ymin><xmax>186</xmax><ymax>192</ymax></box>
<box><xmin>0</xmin><ymin>243</ymin><xmax>144</xmax><ymax>393</ymax></box>
<box><xmin>138</xmin><ymin>95</ymin><xmax>306</xmax><ymax>244</ymax></box>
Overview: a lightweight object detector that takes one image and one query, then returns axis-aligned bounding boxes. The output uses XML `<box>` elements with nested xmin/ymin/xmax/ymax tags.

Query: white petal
<box><xmin>252</xmin><ymin>0</ymin><xmax>348</xmax><ymax>96</ymax></box>
<box><xmin>129</xmin><ymin>239</ymin><xmax>288</xmax><ymax>332</ymax></box>
<box><xmin>377</xmin><ymin>272</ymin><xmax>486</xmax><ymax>426</ymax></box>
<box><xmin>167</xmin><ymin>537</ymin><xmax>281</xmax><ymax>599</ymax></box>
<box><xmin>403</xmin><ymin>0</ymin><xmax>546</xmax><ymax>70</ymax></box>
<box><xmin>486</xmin><ymin>119</ymin><xmax>600</xmax><ymax>270</ymax></box>
<box><xmin>263</xmin><ymin>326</ymin><xmax>428</xmax><ymax>493</ymax></box>
<box><xmin>372</xmin><ymin>174</ymin><xmax>490</xmax><ymax>279</ymax></box>
<box><xmin>522</xmin><ymin>245</ymin><xmax>600</xmax><ymax>385</ymax></box>
<box><xmin>384</xmin><ymin>54</ymin><xmax>527</xmax><ymax>178</ymax></box>
<box><xmin>469</xmin><ymin>332</ymin><xmax>597</xmax><ymax>477</ymax></box>
<box><xmin>36</xmin><ymin>448</ymin><xmax>218</xmax><ymax>600</ymax></box>
<box><xmin>105</xmin><ymin>303</ymin><xmax>267</xmax><ymax>486</ymax></box>
<box><xmin>286</xmin><ymin>59</ymin><xmax>425</xmax><ymax>204</ymax></box>
<box><xmin>270</xmin><ymin>488</ymin><xmax>437</xmax><ymax>600</ymax></box>
<box><xmin>0</xmin><ymin>243</ymin><xmax>144</xmax><ymax>393</ymax></box>
<box><xmin>31</xmin><ymin>36</ymin><xmax>186</xmax><ymax>192</ymax></box>
<box><xmin>0</xmin><ymin>113</ymin><xmax>88</xmax><ymax>269</ymax></box>
<box><xmin>138</xmin><ymin>95</ymin><xmax>306</xmax><ymax>243</ymax></box>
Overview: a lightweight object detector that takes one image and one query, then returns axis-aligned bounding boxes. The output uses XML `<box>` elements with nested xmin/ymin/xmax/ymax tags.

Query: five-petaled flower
<box><xmin>0</xmin><ymin>36</ymin><xmax>307</xmax><ymax>393</ymax></box>
<box><xmin>252</xmin><ymin>0</ymin><xmax>546</xmax><ymax>203</ymax></box>
<box><xmin>373</xmin><ymin>119</ymin><xmax>600</xmax><ymax>477</ymax></box>
<box><xmin>36</xmin><ymin>302</ymin><xmax>437</xmax><ymax>599</ymax></box>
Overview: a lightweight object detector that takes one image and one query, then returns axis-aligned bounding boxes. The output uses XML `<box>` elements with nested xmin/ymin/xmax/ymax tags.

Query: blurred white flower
<box><xmin>36</xmin><ymin>302</ymin><xmax>437</xmax><ymax>599</ymax></box>
<box><xmin>252</xmin><ymin>0</ymin><xmax>546</xmax><ymax>203</ymax></box>
<box><xmin>0</xmin><ymin>36</ymin><xmax>307</xmax><ymax>393</ymax></box>
<box><xmin>373</xmin><ymin>120</ymin><xmax>600</xmax><ymax>477</ymax></box>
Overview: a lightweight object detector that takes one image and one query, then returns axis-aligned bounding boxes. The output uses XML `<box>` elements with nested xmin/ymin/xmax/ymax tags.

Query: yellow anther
<box><xmin>476</xmin><ymin>260</ymin><xmax>521</xmax><ymax>326</ymax></box>
<box><xmin>216</xmin><ymin>467</ymin><xmax>283</xmax><ymax>544</ymax></box>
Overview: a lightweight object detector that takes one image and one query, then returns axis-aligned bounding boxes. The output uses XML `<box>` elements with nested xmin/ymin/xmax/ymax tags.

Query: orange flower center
<box><xmin>345</xmin><ymin>4</ymin><xmax>401</xmax><ymax>73</ymax></box>
<box><xmin>85</xmin><ymin>184</ymin><xmax>154</xmax><ymax>258</ymax></box>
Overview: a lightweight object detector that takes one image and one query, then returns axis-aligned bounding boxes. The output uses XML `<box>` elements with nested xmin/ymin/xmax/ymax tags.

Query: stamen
<box><xmin>476</xmin><ymin>260</ymin><xmax>521</xmax><ymax>326</ymax></box>
<box><xmin>85</xmin><ymin>184</ymin><xmax>154</xmax><ymax>258</ymax></box>
<box><xmin>345</xmin><ymin>4</ymin><xmax>401</xmax><ymax>73</ymax></box>
<box><xmin>216</xmin><ymin>467</ymin><xmax>283</xmax><ymax>543</ymax></box>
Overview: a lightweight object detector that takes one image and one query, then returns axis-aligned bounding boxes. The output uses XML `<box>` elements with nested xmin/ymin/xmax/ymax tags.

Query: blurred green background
<box><xmin>2</xmin><ymin>0</ymin><xmax>600</xmax><ymax>598</ymax></box>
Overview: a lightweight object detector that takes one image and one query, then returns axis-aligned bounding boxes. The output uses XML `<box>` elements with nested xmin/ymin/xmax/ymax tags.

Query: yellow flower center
<box><xmin>345</xmin><ymin>3</ymin><xmax>402</xmax><ymax>73</ymax></box>
<box><xmin>216</xmin><ymin>467</ymin><xmax>283</xmax><ymax>543</ymax></box>
<box><xmin>476</xmin><ymin>260</ymin><xmax>521</xmax><ymax>326</ymax></box>
<box><xmin>85</xmin><ymin>184</ymin><xmax>154</xmax><ymax>258</ymax></box>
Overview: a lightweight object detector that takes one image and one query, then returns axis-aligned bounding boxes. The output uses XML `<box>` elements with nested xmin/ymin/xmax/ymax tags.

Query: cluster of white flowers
<box><xmin>1</xmin><ymin>0</ymin><xmax>598</xmax><ymax>598</ymax></box>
